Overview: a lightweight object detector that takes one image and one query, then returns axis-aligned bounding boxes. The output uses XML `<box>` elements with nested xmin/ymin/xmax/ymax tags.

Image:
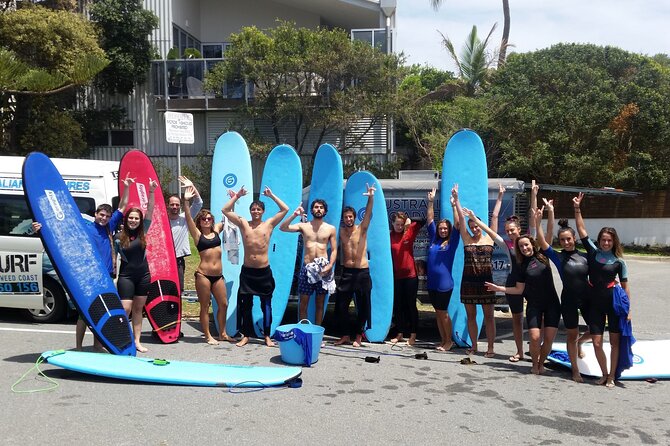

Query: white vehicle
<box><xmin>0</xmin><ymin>156</ymin><xmax>120</xmax><ymax>322</ymax></box>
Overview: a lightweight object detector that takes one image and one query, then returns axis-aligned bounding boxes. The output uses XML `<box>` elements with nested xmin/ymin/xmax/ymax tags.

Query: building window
<box><xmin>172</xmin><ymin>24</ymin><xmax>201</xmax><ymax>58</ymax></box>
<box><xmin>90</xmin><ymin>129</ymin><xmax>135</xmax><ymax>147</ymax></box>
<box><xmin>351</xmin><ymin>28</ymin><xmax>389</xmax><ymax>54</ymax></box>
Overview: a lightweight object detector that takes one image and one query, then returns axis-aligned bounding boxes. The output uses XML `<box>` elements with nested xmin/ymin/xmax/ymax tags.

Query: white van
<box><xmin>0</xmin><ymin>156</ymin><xmax>120</xmax><ymax>322</ymax></box>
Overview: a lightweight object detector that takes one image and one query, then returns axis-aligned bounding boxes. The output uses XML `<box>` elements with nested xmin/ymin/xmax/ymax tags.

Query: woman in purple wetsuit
<box><xmin>425</xmin><ymin>186</ymin><xmax>460</xmax><ymax>351</ymax></box>
<box><xmin>573</xmin><ymin>193</ymin><xmax>630</xmax><ymax>388</ymax></box>
<box><xmin>535</xmin><ymin>201</ymin><xmax>589</xmax><ymax>382</ymax></box>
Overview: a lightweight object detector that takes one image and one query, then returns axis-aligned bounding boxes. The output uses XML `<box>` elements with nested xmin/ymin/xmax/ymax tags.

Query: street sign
<box><xmin>165</xmin><ymin>112</ymin><xmax>194</xmax><ymax>144</ymax></box>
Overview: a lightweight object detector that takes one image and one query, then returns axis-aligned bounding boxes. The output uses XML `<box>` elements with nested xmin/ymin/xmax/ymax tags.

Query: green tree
<box><xmin>487</xmin><ymin>43</ymin><xmax>670</xmax><ymax>189</ymax></box>
<box><xmin>205</xmin><ymin>22</ymin><xmax>404</xmax><ymax>157</ymax></box>
<box><xmin>89</xmin><ymin>0</ymin><xmax>159</xmax><ymax>94</ymax></box>
<box><xmin>0</xmin><ymin>5</ymin><xmax>108</xmax><ymax>154</ymax></box>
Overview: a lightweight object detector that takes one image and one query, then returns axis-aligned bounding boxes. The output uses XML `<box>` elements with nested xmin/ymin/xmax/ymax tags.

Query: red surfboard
<box><xmin>119</xmin><ymin>150</ymin><xmax>181</xmax><ymax>343</ymax></box>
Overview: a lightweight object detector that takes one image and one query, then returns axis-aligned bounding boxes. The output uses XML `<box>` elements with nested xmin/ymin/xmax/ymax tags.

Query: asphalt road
<box><xmin>1</xmin><ymin>257</ymin><xmax>668</xmax><ymax>445</ymax></box>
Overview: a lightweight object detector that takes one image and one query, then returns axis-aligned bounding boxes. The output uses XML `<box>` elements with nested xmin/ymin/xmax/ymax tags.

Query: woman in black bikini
<box><xmin>184</xmin><ymin>186</ymin><xmax>231</xmax><ymax>344</ymax></box>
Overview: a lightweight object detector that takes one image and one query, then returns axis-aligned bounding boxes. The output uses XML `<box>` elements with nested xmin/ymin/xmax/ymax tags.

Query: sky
<box><xmin>395</xmin><ymin>0</ymin><xmax>670</xmax><ymax>73</ymax></box>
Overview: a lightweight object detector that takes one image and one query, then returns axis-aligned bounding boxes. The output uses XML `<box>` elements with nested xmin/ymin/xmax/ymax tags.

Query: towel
<box><xmin>305</xmin><ymin>257</ymin><xmax>336</xmax><ymax>294</ymax></box>
<box><xmin>221</xmin><ymin>216</ymin><xmax>240</xmax><ymax>265</ymax></box>
<box><xmin>613</xmin><ymin>284</ymin><xmax>635</xmax><ymax>379</ymax></box>
<box><xmin>274</xmin><ymin>327</ymin><xmax>313</xmax><ymax>367</ymax></box>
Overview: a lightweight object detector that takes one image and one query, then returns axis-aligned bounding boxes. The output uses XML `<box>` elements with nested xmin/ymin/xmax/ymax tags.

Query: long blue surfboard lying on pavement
<box><xmin>42</xmin><ymin>350</ymin><xmax>303</xmax><ymax>387</ymax></box>
<box><xmin>23</xmin><ymin>152</ymin><xmax>134</xmax><ymax>356</ymax></box>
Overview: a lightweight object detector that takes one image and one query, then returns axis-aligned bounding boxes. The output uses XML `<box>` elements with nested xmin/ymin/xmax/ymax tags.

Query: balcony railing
<box><xmin>151</xmin><ymin>58</ymin><xmax>251</xmax><ymax>102</ymax></box>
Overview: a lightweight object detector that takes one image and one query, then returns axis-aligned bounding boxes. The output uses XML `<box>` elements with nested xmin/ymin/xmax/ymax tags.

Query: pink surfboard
<box><xmin>119</xmin><ymin>150</ymin><xmax>181</xmax><ymax>343</ymax></box>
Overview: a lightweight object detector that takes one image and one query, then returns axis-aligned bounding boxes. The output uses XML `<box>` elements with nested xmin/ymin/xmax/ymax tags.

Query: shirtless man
<box><xmin>280</xmin><ymin>199</ymin><xmax>337</xmax><ymax>326</ymax></box>
<box><xmin>335</xmin><ymin>183</ymin><xmax>375</xmax><ymax>347</ymax></box>
<box><xmin>222</xmin><ymin>185</ymin><xmax>290</xmax><ymax>347</ymax></box>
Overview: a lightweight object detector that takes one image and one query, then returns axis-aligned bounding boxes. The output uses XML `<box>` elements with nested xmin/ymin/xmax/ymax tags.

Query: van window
<box><xmin>0</xmin><ymin>194</ymin><xmax>96</xmax><ymax>237</ymax></box>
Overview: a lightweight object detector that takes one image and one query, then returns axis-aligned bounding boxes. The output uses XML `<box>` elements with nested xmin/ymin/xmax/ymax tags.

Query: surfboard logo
<box><xmin>223</xmin><ymin>173</ymin><xmax>237</xmax><ymax>188</ymax></box>
<box><xmin>136</xmin><ymin>183</ymin><xmax>148</xmax><ymax>211</ymax></box>
<box><xmin>357</xmin><ymin>207</ymin><xmax>366</xmax><ymax>221</ymax></box>
<box><xmin>633</xmin><ymin>354</ymin><xmax>644</xmax><ymax>365</ymax></box>
<box><xmin>45</xmin><ymin>190</ymin><xmax>65</xmax><ymax>221</ymax></box>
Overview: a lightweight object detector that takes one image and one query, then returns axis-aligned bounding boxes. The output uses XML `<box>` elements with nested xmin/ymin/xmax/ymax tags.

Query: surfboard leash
<box><xmin>11</xmin><ymin>352</ymin><xmax>61</xmax><ymax>394</ymax></box>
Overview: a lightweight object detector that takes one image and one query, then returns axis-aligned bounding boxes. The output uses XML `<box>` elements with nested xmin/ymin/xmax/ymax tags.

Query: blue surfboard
<box><xmin>42</xmin><ymin>350</ymin><xmax>302</xmax><ymax>387</ymax></box>
<box><xmin>253</xmin><ymin>144</ymin><xmax>302</xmax><ymax>337</ymax></box>
<box><xmin>343</xmin><ymin>171</ymin><xmax>393</xmax><ymax>342</ymax></box>
<box><xmin>303</xmin><ymin>144</ymin><xmax>343</xmax><ymax>323</ymax></box>
<box><xmin>441</xmin><ymin>129</ymin><xmax>488</xmax><ymax>348</ymax></box>
<box><xmin>210</xmin><ymin>132</ymin><xmax>254</xmax><ymax>337</ymax></box>
<box><xmin>22</xmin><ymin>153</ymin><xmax>135</xmax><ymax>356</ymax></box>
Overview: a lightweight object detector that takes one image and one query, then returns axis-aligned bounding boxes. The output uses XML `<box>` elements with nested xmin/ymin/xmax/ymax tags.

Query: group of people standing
<box><xmin>388</xmin><ymin>182</ymin><xmax>630</xmax><ymax>388</ymax></box>
<box><xmin>44</xmin><ymin>172</ymin><xmax>630</xmax><ymax>387</ymax></box>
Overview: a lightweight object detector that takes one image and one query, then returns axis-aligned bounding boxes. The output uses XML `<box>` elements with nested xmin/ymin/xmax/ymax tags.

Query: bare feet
<box><xmin>218</xmin><ymin>334</ymin><xmax>236</xmax><ymax>343</ymax></box>
<box><xmin>572</xmin><ymin>373</ymin><xmax>584</xmax><ymax>383</ymax></box>
<box><xmin>605</xmin><ymin>379</ymin><xmax>615</xmax><ymax>388</ymax></box>
<box><xmin>484</xmin><ymin>351</ymin><xmax>495</xmax><ymax>358</ymax></box>
<box><xmin>531</xmin><ymin>366</ymin><xmax>540</xmax><ymax>375</ymax></box>
<box><xmin>206</xmin><ymin>337</ymin><xmax>220</xmax><ymax>345</ymax></box>
<box><xmin>136</xmin><ymin>343</ymin><xmax>148</xmax><ymax>353</ymax></box>
<box><xmin>442</xmin><ymin>341</ymin><xmax>454</xmax><ymax>351</ymax></box>
<box><xmin>236</xmin><ymin>336</ymin><xmax>250</xmax><ymax>347</ymax></box>
<box><xmin>538</xmin><ymin>364</ymin><xmax>545</xmax><ymax>374</ymax></box>
<box><xmin>465</xmin><ymin>348</ymin><xmax>477</xmax><ymax>356</ymax></box>
<box><xmin>352</xmin><ymin>335</ymin><xmax>363</xmax><ymax>348</ymax></box>
<box><xmin>595</xmin><ymin>376</ymin><xmax>607</xmax><ymax>385</ymax></box>
<box><xmin>334</xmin><ymin>336</ymin><xmax>350</xmax><ymax>346</ymax></box>
<box><xmin>436</xmin><ymin>345</ymin><xmax>446</xmax><ymax>352</ymax></box>
<box><xmin>407</xmin><ymin>334</ymin><xmax>416</xmax><ymax>346</ymax></box>
<box><xmin>264</xmin><ymin>336</ymin><xmax>277</xmax><ymax>347</ymax></box>
<box><xmin>390</xmin><ymin>333</ymin><xmax>404</xmax><ymax>344</ymax></box>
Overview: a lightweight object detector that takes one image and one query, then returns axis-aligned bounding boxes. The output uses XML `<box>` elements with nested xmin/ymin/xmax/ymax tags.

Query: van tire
<box><xmin>23</xmin><ymin>277</ymin><xmax>67</xmax><ymax>323</ymax></box>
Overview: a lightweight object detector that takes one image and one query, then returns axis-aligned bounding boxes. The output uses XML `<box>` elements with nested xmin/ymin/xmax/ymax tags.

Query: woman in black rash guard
<box><xmin>535</xmin><ymin>201</ymin><xmax>589</xmax><ymax>382</ymax></box>
<box><xmin>116</xmin><ymin>176</ymin><xmax>156</xmax><ymax>353</ymax></box>
<box><xmin>573</xmin><ymin>192</ymin><xmax>630</xmax><ymax>388</ymax></box>
<box><xmin>485</xmin><ymin>213</ymin><xmax>561</xmax><ymax>375</ymax></box>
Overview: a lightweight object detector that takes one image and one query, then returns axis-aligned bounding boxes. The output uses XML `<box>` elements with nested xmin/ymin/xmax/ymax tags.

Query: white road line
<box><xmin>0</xmin><ymin>327</ymin><xmax>75</xmax><ymax>335</ymax></box>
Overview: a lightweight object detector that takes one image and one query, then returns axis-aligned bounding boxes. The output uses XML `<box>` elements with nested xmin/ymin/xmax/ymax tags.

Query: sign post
<box><xmin>164</xmin><ymin>112</ymin><xmax>194</xmax><ymax>192</ymax></box>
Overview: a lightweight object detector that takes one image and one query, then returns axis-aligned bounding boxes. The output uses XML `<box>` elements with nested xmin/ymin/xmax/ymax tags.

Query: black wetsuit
<box><xmin>335</xmin><ymin>267</ymin><xmax>372</xmax><ymax>338</ymax></box>
<box><xmin>581</xmin><ymin>237</ymin><xmax>628</xmax><ymax>335</ymax></box>
<box><xmin>237</xmin><ymin>265</ymin><xmax>275</xmax><ymax>338</ymax></box>
<box><xmin>116</xmin><ymin>220</ymin><xmax>151</xmax><ymax>300</ymax></box>
<box><xmin>516</xmin><ymin>255</ymin><xmax>561</xmax><ymax>329</ymax></box>
<box><xmin>544</xmin><ymin>246</ymin><xmax>589</xmax><ymax>329</ymax></box>
<box><xmin>505</xmin><ymin>245</ymin><xmax>524</xmax><ymax>314</ymax></box>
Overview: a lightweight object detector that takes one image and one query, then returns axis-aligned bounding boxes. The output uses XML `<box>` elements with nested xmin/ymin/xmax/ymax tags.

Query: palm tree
<box><xmin>439</xmin><ymin>24</ymin><xmax>498</xmax><ymax>96</ymax></box>
<box><xmin>431</xmin><ymin>0</ymin><xmax>511</xmax><ymax>66</ymax></box>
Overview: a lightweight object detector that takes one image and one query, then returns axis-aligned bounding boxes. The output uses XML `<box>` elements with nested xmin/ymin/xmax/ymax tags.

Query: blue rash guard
<box><xmin>426</xmin><ymin>221</ymin><xmax>460</xmax><ymax>292</ymax></box>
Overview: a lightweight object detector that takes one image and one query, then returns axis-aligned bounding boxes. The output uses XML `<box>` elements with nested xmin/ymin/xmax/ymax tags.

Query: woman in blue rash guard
<box><xmin>573</xmin><ymin>192</ymin><xmax>630</xmax><ymax>388</ymax></box>
<box><xmin>425</xmin><ymin>186</ymin><xmax>460</xmax><ymax>351</ymax></box>
<box><xmin>535</xmin><ymin>200</ymin><xmax>589</xmax><ymax>382</ymax></box>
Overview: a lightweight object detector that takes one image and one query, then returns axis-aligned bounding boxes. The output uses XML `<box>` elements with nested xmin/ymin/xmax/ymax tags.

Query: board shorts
<box><xmin>298</xmin><ymin>264</ymin><xmax>325</xmax><ymax>295</ymax></box>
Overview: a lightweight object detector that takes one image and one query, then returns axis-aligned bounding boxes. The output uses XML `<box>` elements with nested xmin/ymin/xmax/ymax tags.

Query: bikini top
<box><xmin>196</xmin><ymin>231</ymin><xmax>221</xmax><ymax>252</ymax></box>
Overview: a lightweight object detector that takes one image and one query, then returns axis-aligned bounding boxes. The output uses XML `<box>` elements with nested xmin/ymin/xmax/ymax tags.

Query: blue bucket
<box><xmin>275</xmin><ymin>319</ymin><xmax>325</xmax><ymax>366</ymax></box>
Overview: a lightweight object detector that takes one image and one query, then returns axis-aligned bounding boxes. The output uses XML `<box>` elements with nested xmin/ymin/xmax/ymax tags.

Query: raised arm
<box><xmin>145</xmin><ymin>178</ymin><xmax>157</xmax><ymax>221</ymax></box>
<box><xmin>490</xmin><ymin>183</ymin><xmax>505</xmax><ymax>233</ymax></box>
<box><xmin>360</xmin><ymin>183</ymin><xmax>375</xmax><ymax>231</ymax></box>
<box><xmin>452</xmin><ymin>184</ymin><xmax>474</xmax><ymax>244</ymax></box>
<box><xmin>529</xmin><ymin>180</ymin><xmax>538</xmax><ymax>236</ymax></box>
<box><xmin>263</xmin><ymin>186</ymin><xmax>290</xmax><ymax>227</ymax></box>
<box><xmin>463</xmin><ymin>207</ymin><xmax>500</xmax><ymax>243</ymax></box>
<box><xmin>573</xmin><ymin>192</ymin><xmax>587</xmax><ymax>239</ymax></box>
<box><xmin>542</xmin><ymin>197</ymin><xmax>555</xmax><ymax>245</ymax></box>
<box><xmin>279</xmin><ymin>205</ymin><xmax>305</xmax><ymax>233</ymax></box>
<box><xmin>534</xmin><ymin>206</ymin><xmax>550</xmax><ymax>251</ymax></box>
<box><xmin>222</xmin><ymin>186</ymin><xmax>247</xmax><ymax>228</ymax></box>
<box><xmin>426</xmin><ymin>187</ymin><xmax>436</xmax><ymax>226</ymax></box>
<box><xmin>183</xmin><ymin>187</ymin><xmax>201</xmax><ymax>240</ymax></box>
<box><xmin>118</xmin><ymin>173</ymin><xmax>134</xmax><ymax>214</ymax></box>
<box><xmin>179</xmin><ymin>176</ymin><xmax>202</xmax><ymax>217</ymax></box>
